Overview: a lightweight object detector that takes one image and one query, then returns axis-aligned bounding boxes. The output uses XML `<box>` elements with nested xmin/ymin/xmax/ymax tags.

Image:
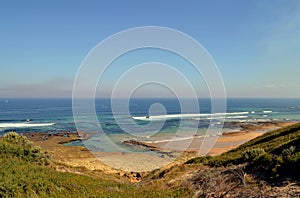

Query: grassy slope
<box><xmin>3</xmin><ymin>122</ymin><xmax>300</xmax><ymax>197</ymax></box>
<box><xmin>141</xmin><ymin>122</ymin><xmax>300</xmax><ymax>197</ymax></box>
<box><xmin>186</xmin><ymin>122</ymin><xmax>300</xmax><ymax>180</ymax></box>
<box><xmin>0</xmin><ymin>132</ymin><xmax>191</xmax><ymax>198</ymax></box>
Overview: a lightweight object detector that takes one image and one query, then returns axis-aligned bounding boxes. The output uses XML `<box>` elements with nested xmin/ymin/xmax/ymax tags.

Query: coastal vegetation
<box><xmin>186</xmin><ymin>122</ymin><xmax>300</xmax><ymax>180</ymax></box>
<box><xmin>147</xmin><ymin>122</ymin><xmax>300</xmax><ymax>197</ymax></box>
<box><xmin>0</xmin><ymin>132</ymin><xmax>191</xmax><ymax>197</ymax></box>
<box><xmin>1</xmin><ymin>122</ymin><xmax>300</xmax><ymax>197</ymax></box>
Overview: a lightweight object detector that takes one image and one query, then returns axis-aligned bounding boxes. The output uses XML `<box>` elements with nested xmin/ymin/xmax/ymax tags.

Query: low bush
<box><xmin>0</xmin><ymin>132</ymin><xmax>50</xmax><ymax>165</ymax></box>
<box><xmin>241</xmin><ymin>148</ymin><xmax>265</xmax><ymax>161</ymax></box>
<box><xmin>281</xmin><ymin>146</ymin><xmax>296</xmax><ymax>159</ymax></box>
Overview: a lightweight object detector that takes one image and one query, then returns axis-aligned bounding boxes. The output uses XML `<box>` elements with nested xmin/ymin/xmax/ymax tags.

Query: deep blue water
<box><xmin>1</xmin><ymin>98</ymin><xmax>300</xmax><ymax>136</ymax></box>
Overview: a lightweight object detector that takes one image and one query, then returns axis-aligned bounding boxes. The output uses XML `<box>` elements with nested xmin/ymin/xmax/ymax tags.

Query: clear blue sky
<box><xmin>0</xmin><ymin>0</ymin><xmax>300</xmax><ymax>98</ymax></box>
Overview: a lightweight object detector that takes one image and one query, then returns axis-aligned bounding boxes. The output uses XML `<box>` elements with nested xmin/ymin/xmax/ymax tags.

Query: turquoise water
<box><xmin>1</xmin><ymin>98</ymin><xmax>300</xmax><ymax>152</ymax></box>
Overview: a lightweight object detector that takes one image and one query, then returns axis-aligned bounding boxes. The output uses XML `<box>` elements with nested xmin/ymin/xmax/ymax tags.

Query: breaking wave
<box><xmin>132</xmin><ymin>112</ymin><xmax>249</xmax><ymax>121</ymax></box>
<box><xmin>0</xmin><ymin>122</ymin><xmax>55</xmax><ymax>128</ymax></box>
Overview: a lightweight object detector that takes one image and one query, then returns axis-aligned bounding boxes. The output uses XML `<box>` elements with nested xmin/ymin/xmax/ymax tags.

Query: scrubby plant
<box><xmin>0</xmin><ymin>132</ymin><xmax>50</xmax><ymax>165</ymax></box>
<box><xmin>241</xmin><ymin>148</ymin><xmax>265</xmax><ymax>162</ymax></box>
<box><xmin>3</xmin><ymin>131</ymin><xmax>32</xmax><ymax>147</ymax></box>
<box><xmin>287</xmin><ymin>151</ymin><xmax>300</xmax><ymax>163</ymax></box>
<box><xmin>185</xmin><ymin>156</ymin><xmax>212</xmax><ymax>165</ymax></box>
<box><xmin>255</xmin><ymin>152</ymin><xmax>272</xmax><ymax>164</ymax></box>
<box><xmin>281</xmin><ymin>145</ymin><xmax>296</xmax><ymax>159</ymax></box>
<box><xmin>283</xmin><ymin>152</ymin><xmax>300</xmax><ymax>177</ymax></box>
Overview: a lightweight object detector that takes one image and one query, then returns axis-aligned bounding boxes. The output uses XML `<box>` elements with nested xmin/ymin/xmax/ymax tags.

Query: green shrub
<box><xmin>281</xmin><ymin>146</ymin><xmax>296</xmax><ymax>159</ymax></box>
<box><xmin>241</xmin><ymin>148</ymin><xmax>265</xmax><ymax>162</ymax></box>
<box><xmin>0</xmin><ymin>132</ymin><xmax>50</xmax><ymax>165</ymax></box>
<box><xmin>284</xmin><ymin>152</ymin><xmax>300</xmax><ymax>177</ymax></box>
<box><xmin>287</xmin><ymin>152</ymin><xmax>300</xmax><ymax>163</ymax></box>
<box><xmin>254</xmin><ymin>152</ymin><xmax>272</xmax><ymax>164</ymax></box>
<box><xmin>3</xmin><ymin>132</ymin><xmax>32</xmax><ymax>147</ymax></box>
<box><xmin>185</xmin><ymin>156</ymin><xmax>212</xmax><ymax>165</ymax></box>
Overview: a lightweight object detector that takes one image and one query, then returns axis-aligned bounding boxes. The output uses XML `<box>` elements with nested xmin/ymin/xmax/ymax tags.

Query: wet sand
<box><xmin>30</xmin><ymin>132</ymin><xmax>119</xmax><ymax>173</ymax></box>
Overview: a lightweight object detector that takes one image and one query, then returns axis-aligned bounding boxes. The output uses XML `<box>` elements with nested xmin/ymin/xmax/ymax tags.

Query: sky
<box><xmin>0</xmin><ymin>0</ymin><xmax>300</xmax><ymax>98</ymax></box>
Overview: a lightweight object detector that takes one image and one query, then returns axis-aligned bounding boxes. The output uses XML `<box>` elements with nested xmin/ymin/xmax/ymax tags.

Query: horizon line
<box><xmin>2</xmin><ymin>97</ymin><xmax>300</xmax><ymax>100</ymax></box>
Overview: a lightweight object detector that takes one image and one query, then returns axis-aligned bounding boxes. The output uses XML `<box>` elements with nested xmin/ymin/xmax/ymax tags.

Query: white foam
<box><xmin>239</xmin><ymin>118</ymin><xmax>273</xmax><ymax>123</ymax></box>
<box><xmin>132</xmin><ymin>112</ymin><xmax>249</xmax><ymax>121</ymax></box>
<box><xmin>0</xmin><ymin>123</ymin><xmax>55</xmax><ymax>128</ymax></box>
<box><xmin>145</xmin><ymin>136</ymin><xmax>197</xmax><ymax>144</ymax></box>
<box><xmin>145</xmin><ymin>134</ymin><xmax>220</xmax><ymax>144</ymax></box>
<box><xmin>226</xmin><ymin>116</ymin><xmax>248</xmax><ymax>119</ymax></box>
<box><xmin>195</xmin><ymin>115</ymin><xmax>248</xmax><ymax>120</ymax></box>
<box><xmin>263</xmin><ymin>110</ymin><xmax>272</xmax><ymax>113</ymax></box>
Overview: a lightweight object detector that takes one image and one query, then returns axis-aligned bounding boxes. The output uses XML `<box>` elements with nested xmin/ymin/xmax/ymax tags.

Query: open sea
<box><xmin>1</xmin><ymin>98</ymin><xmax>300</xmax><ymax>152</ymax></box>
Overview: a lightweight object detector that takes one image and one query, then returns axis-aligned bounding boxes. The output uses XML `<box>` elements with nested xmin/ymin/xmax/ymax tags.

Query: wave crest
<box><xmin>0</xmin><ymin>122</ymin><xmax>55</xmax><ymax>128</ymax></box>
<box><xmin>132</xmin><ymin>112</ymin><xmax>249</xmax><ymax>121</ymax></box>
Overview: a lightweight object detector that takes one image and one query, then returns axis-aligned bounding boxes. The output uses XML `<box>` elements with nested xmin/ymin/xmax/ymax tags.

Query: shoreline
<box><xmin>24</xmin><ymin>121</ymin><xmax>297</xmax><ymax>181</ymax></box>
<box><xmin>131</xmin><ymin>121</ymin><xmax>295</xmax><ymax>155</ymax></box>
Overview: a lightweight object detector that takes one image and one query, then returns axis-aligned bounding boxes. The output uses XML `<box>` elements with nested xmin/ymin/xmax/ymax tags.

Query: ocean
<box><xmin>1</xmin><ymin>98</ymin><xmax>300</xmax><ymax>152</ymax></box>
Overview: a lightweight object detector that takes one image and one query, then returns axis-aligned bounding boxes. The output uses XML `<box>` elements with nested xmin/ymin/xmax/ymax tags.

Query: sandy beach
<box><xmin>30</xmin><ymin>121</ymin><xmax>296</xmax><ymax>178</ymax></box>
<box><xmin>134</xmin><ymin>121</ymin><xmax>295</xmax><ymax>155</ymax></box>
